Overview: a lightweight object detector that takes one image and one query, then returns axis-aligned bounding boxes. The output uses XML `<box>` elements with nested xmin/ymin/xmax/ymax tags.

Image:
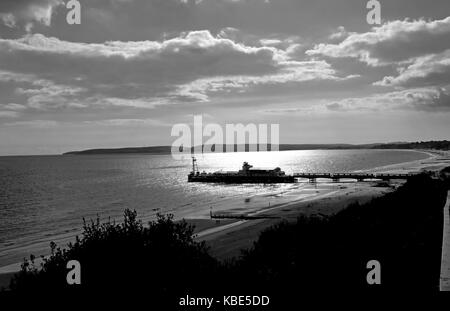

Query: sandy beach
<box><xmin>1</xmin><ymin>149</ymin><xmax>449</xmax><ymax>290</ymax></box>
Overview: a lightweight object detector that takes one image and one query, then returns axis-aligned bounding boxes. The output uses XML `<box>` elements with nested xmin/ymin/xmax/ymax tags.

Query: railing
<box><xmin>292</xmin><ymin>172</ymin><xmax>418</xmax><ymax>180</ymax></box>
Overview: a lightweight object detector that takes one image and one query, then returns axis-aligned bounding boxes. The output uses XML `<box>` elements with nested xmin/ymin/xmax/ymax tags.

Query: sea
<box><xmin>0</xmin><ymin>149</ymin><xmax>430</xmax><ymax>267</ymax></box>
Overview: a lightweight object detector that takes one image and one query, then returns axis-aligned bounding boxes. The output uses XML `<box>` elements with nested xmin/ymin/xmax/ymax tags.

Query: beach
<box><xmin>1</xmin><ymin>149</ymin><xmax>449</xmax><ymax>290</ymax></box>
<box><xmin>195</xmin><ymin>182</ymin><xmax>391</xmax><ymax>260</ymax></box>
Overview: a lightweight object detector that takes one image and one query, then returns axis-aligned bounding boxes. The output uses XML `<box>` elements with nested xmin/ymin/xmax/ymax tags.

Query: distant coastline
<box><xmin>63</xmin><ymin>140</ymin><xmax>450</xmax><ymax>155</ymax></box>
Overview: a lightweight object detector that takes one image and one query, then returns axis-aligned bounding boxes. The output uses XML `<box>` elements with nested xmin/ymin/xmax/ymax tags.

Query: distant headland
<box><xmin>63</xmin><ymin>140</ymin><xmax>450</xmax><ymax>155</ymax></box>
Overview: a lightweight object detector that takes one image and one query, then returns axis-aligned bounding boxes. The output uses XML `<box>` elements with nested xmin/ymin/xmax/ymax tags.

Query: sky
<box><xmin>0</xmin><ymin>0</ymin><xmax>449</xmax><ymax>155</ymax></box>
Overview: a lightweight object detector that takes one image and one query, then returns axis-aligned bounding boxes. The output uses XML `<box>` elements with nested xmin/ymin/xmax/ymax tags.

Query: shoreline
<box><xmin>355</xmin><ymin>149</ymin><xmax>441</xmax><ymax>174</ymax></box>
<box><xmin>1</xmin><ymin>149</ymin><xmax>449</xmax><ymax>289</ymax></box>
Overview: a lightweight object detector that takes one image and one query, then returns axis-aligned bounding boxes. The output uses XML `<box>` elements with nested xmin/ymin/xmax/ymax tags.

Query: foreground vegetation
<box><xmin>235</xmin><ymin>173</ymin><xmax>447</xmax><ymax>293</ymax></box>
<box><xmin>5</xmin><ymin>171</ymin><xmax>449</xmax><ymax>302</ymax></box>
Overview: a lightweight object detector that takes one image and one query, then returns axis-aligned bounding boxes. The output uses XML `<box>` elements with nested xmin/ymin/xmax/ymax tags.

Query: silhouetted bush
<box><xmin>9</xmin><ymin>210</ymin><xmax>220</xmax><ymax>302</ymax></box>
<box><xmin>233</xmin><ymin>173</ymin><xmax>447</xmax><ymax>293</ymax></box>
<box><xmin>441</xmin><ymin>166</ymin><xmax>450</xmax><ymax>188</ymax></box>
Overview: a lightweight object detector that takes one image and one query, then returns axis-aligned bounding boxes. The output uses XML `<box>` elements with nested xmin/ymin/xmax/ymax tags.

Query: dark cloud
<box><xmin>0</xmin><ymin>0</ymin><xmax>63</xmax><ymax>30</ymax></box>
<box><xmin>15</xmin><ymin>0</ymin><xmax>449</xmax><ymax>43</ymax></box>
<box><xmin>0</xmin><ymin>31</ymin><xmax>342</xmax><ymax>111</ymax></box>
<box><xmin>319</xmin><ymin>87</ymin><xmax>450</xmax><ymax>112</ymax></box>
<box><xmin>409</xmin><ymin>87</ymin><xmax>450</xmax><ymax>111</ymax></box>
<box><xmin>307</xmin><ymin>16</ymin><xmax>450</xmax><ymax>96</ymax></box>
<box><xmin>375</xmin><ymin>49</ymin><xmax>450</xmax><ymax>88</ymax></box>
<box><xmin>307</xmin><ymin>17</ymin><xmax>450</xmax><ymax>66</ymax></box>
<box><xmin>326</xmin><ymin>103</ymin><xmax>344</xmax><ymax>111</ymax></box>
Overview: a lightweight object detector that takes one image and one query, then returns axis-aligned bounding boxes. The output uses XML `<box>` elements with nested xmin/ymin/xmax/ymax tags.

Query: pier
<box><xmin>188</xmin><ymin>157</ymin><xmax>421</xmax><ymax>184</ymax></box>
<box><xmin>292</xmin><ymin>172</ymin><xmax>418</xmax><ymax>182</ymax></box>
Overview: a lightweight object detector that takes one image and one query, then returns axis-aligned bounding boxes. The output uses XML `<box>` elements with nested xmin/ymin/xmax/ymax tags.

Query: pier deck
<box><xmin>293</xmin><ymin>172</ymin><xmax>417</xmax><ymax>182</ymax></box>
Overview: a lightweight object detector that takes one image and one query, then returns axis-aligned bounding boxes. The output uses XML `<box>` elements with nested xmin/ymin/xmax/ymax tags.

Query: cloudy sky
<box><xmin>0</xmin><ymin>0</ymin><xmax>449</xmax><ymax>155</ymax></box>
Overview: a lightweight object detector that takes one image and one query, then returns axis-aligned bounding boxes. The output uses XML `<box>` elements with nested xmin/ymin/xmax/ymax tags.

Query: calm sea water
<box><xmin>0</xmin><ymin>149</ymin><xmax>429</xmax><ymax>267</ymax></box>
